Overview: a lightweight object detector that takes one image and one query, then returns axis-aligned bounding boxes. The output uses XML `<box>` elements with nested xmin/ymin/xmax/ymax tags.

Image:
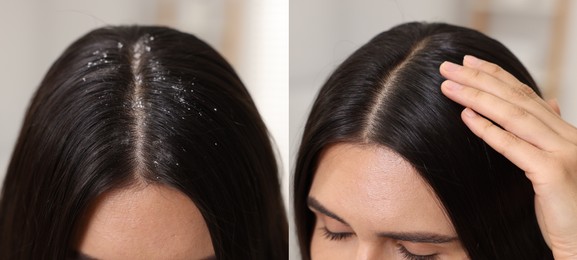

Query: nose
<box><xmin>354</xmin><ymin>242</ymin><xmax>386</xmax><ymax>260</ymax></box>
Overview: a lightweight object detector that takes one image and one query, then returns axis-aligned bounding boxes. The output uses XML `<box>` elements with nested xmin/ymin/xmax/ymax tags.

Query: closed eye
<box><xmin>397</xmin><ymin>244</ymin><xmax>438</xmax><ymax>260</ymax></box>
<box><xmin>321</xmin><ymin>226</ymin><xmax>354</xmax><ymax>241</ymax></box>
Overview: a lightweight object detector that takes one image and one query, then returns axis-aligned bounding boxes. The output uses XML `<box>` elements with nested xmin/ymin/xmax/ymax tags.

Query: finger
<box><xmin>440</xmin><ymin>60</ymin><xmax>552</xmax><ymax>113</ymax></box>
<box><xmin>440</xmin><ymin>61</ymin><xmax>577</xmax><ymax>143</ymax></box>
<box><xmin>442</xmin><ymin>80</ymin><xmax>567</xmax><ymax>151</ymax></box>
<box><xmin>460</xmin><ymin>107</ymin><xmax>549</xmax><ymax>174</ymax></box>
<box><xmin>461</xmin><ymin>55</ymin><xmax>557</xmax><ymax>115</ymax></box>
<box><xmin>463</xmin><ymin>55</ymin><xmax>531</xmax><ymax>91</ymax></box>
<box><xmin>547</xmin><ymin>98</ymin><xmax>561</xmax><ymax>116</ymax></box>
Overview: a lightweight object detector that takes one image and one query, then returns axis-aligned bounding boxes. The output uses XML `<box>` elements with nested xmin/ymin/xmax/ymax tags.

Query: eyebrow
<box><xmin>377</xmin><ymin>231</ymin><xmax>457</xmax><ymax>243</ymax></box>
<box><xmin>307</xmin><ymin>196</ymin><xmax>349</xmax><ymax>225</ymax></box>
<box><xmin>307</xmin><ymin>196</ymin><xmax>458</xmax><ymax>244</ymax></box>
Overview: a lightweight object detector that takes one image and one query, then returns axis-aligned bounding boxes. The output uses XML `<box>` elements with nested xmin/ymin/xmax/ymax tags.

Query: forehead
<box><xmin>309</xmin><ymin>143</ymin><xmax>454</xmax><ymax>235</ymax></box>
<box><xmin>75</xmin><ymin>184</ymin><xmax>214</xmax><ymax>259</ymax></box>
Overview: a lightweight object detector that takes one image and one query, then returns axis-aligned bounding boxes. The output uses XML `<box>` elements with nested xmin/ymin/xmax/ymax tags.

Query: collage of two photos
<box><xmin>1</xmin><ymin>0</ymin><xmax>577</xmax><ymax>259</ymax></box>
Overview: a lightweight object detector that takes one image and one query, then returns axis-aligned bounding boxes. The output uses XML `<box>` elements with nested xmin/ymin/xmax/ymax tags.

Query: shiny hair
<box><xmin>0</xmin><ymin>26</ymin><xmax>287</xmax><ymax>259</ymax></box>
<box><xmin>294</xmin><ymin>22</ymin><xmax>552</xmax><ymax>259</ymax></box>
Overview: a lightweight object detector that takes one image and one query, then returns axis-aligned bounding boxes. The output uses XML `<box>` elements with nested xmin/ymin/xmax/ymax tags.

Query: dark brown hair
<box><xmin>0</xmin><ymin>26</ymin><xmax>287</xmax><ymax>259</ymax></box>
<box><xmin>294</xmin><ymin>22</ymin><xmax>552</xmax><ymax>259</ymax></box>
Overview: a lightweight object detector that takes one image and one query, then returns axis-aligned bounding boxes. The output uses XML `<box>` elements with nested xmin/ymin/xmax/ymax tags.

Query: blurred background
<box><xmin>290</xmin><ymin>0</ymin><xmax>576</xmax><ymax>258</ymax></box>
<box><xmin>0</xmin><ymin>0</ymin><xmax>288</xmax><ymax>208</ymax></box>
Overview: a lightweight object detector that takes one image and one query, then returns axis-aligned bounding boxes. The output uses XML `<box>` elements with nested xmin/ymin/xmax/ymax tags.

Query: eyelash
<box><xmin>321</xmin><ymin>227</ymin><xmax>438</xmax><ymax>260</ymax></box>
<box><xmin>321</xmin><ymin>227</ymin><xmax>353</xmax><ymax>241</ymax></box>
<box><xmin>397</xmin><ymin>244</ymin><xmax>438</xmax><ymax>260</ymax></box>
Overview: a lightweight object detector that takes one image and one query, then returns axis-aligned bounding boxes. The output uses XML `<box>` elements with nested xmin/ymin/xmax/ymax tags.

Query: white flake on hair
<box><xmin>130</xmin><ymin>35</ymin><xmax>150</xmax><ymax>170</ymax></box>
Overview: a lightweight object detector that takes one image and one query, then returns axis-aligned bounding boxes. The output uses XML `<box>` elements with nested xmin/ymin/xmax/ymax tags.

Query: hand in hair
<box><xmin>440</xmin><ymin>55</ymin><xmax>577</xmax><ymax>259</ymax></box>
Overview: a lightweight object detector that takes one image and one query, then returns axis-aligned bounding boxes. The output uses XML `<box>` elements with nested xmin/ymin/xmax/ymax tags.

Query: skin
<box><xmin>440</xmin><ymin>55</ymin><xmax>577</xmax><ymax>259</ymax></box>
<box><xmin>309</xmin><ymin>143</ymin><xmax>469</xmax><ymax>260</ymax></box>
<box><xmin>74</xmin><ymin>184</ymin><xmax>215</xmax><ymax>260</ymax></box>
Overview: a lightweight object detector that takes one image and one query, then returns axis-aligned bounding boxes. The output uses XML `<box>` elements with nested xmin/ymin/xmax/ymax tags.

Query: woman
<box><xmin>294</xmin><ymin>22</ymin><xmax>577</xmax><ymax>259</ymax></box>
<box><xmin>0</xmin><ymin>26</ymin><xmax>287</xmax><ymax>259</ymax></box>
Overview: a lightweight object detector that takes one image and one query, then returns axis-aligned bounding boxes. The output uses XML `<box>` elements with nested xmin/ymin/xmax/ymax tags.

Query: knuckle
<box><xmin>470</xmin><ymin>88</ymin><xmax>484</xmax><ymax>99</ymax></box>
<box><xmin>479</xmin><ymin>120</ymin><xmax>498</xmax><ymax>138</ymax></box>
<box><xmin>500</xmin><ymin>107</ymin><xmax>529</xmax><ymax>132</ymax></box>
<box><xmin>499</xmin><ymin>131</ymin><xmax>518</xmax><ymax>147</ymax></box>
<box><xmin>509</xmin><ymin>87</ymin><xmax>526</xmax><ymax>100</ymax></box>
<box><xmin>470</xmin><ymin>69</ymin><xmax>482</xmax><ymax>79</ymax></box>
<box><xmin>509</xmin><ymin>106</ymin><xmax>528</xmax><ymax>119</ymax></box>
<box><xmin>488</xmin><ymin>63</ymin><xmax>503</xmax><ymax>74</ymax></box>
<box><xmin>493</xmin><ymin>132</ymin><xmax>518</xmax><ymax>157</ymax></box>
<box><xmin>519</xmin><ymin>83</ymin><xmax>538</xmax><ymax>97</ymax></box>
<box><xmin>508</xmin><ymin>83</ymin><xmax>536</xmax><ymax>101</ymax></box>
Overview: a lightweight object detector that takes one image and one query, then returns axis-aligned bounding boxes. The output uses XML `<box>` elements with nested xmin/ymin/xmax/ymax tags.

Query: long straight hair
<box><xmin>294</xmin><ymin>22</ymin><xmax>552</xmax><ymax>259</ymax></box>
<box><xmin>0</xmin><ymin>26</ymin><xmax>287</xmax><ymax>259</ymax></box>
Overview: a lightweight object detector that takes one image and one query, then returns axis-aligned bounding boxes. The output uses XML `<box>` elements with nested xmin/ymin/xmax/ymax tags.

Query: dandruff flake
<box><xmin>132</xmin><ymin>98</ymin><xmax>145</xmax><ymax>109</ymax></box>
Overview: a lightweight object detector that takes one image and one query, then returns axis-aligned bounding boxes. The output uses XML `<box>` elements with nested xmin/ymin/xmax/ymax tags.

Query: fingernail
<box><xmin>441</xmin><ymin>61</ymin><xmax>462</xmax><ymax>72</ymax></box>
<box><xmin>463</xmin><ymin>108</ymin><xmax>477</xmax><ymax>118</ymax></box>
<box><xmin>464</xmin><ymin>55</ymin><xmax>482</xmax><ymax>66</ymax></box>
<box><xmin>444</xmin><ymin>80</ymin><xmax>462</xmax><ymax>90</ymax></box>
